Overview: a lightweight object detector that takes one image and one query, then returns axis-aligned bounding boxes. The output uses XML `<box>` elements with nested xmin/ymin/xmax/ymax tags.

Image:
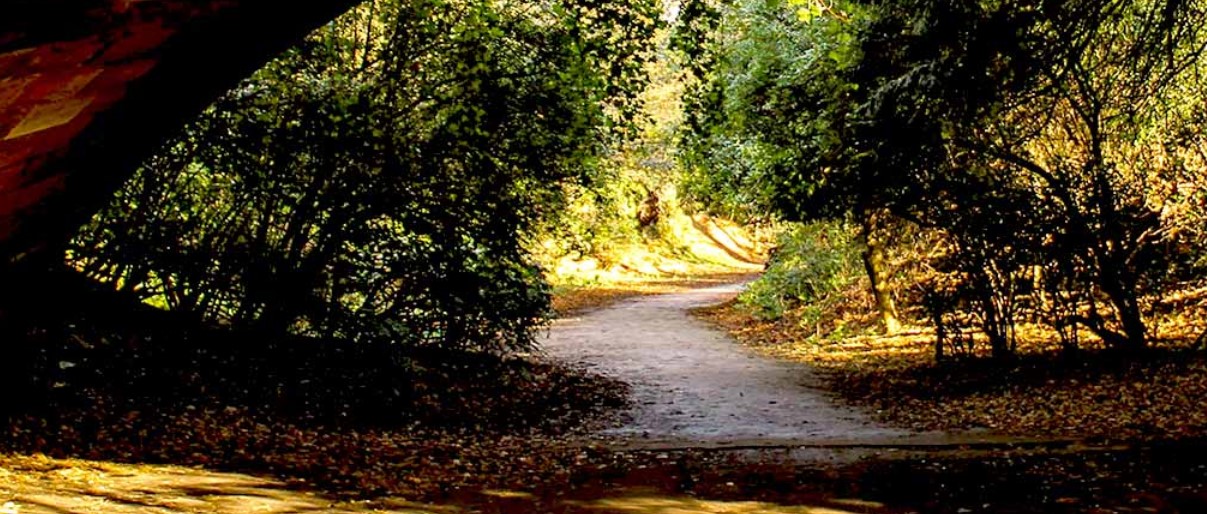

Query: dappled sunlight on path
<box><xmin>10</xmin><ymin>438</ymin><xmax>1207</xmax><ymax>512</ymax></box>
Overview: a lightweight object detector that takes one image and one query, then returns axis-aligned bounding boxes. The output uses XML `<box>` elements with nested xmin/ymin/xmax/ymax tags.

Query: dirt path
<box><xmin>542</xmin><ymin>280</ymin><xmax>921</xmax><ymax>447</ymax></box>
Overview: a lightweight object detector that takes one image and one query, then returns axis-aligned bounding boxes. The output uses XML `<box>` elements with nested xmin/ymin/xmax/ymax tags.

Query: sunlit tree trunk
<box><xmin>860</xmin><ymin>207</ymin><xmax>901</xmax><ymax>335</ymax></box>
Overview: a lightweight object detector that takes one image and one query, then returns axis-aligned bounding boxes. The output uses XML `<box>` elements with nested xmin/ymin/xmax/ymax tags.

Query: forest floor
<box><xmin>545</xmin><ymin>212</ymin><xmax>770</xmax><ymax>316</ymax></box>
<box><xmin>697</xmin><ymin>298</ymin><xmax>1207</xmax><ymax>443</ymax></box>
<box><xmin>8</xmin><ymin>277</ymin><xmax>1207</xmax><ymax>513</ymax></box>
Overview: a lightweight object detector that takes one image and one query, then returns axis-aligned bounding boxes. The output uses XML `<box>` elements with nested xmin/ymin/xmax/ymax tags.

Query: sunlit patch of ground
<box><xmin>0</xmin><ymin>453</ymin><xmax>895</xmax><ymax>514</ymax></box>
<box><xmin>548</xmin><ymin>214</ymin><xmax>767</xmax><ymax>316</ymax></box>
<box><xmin>551</xmin><ymin>273</ymin><xmax>760</xmax><ymax>317</ymax></box>
<box><xmin>697</xmin><ymin>291</ymin><xmax>1207</xmax><ymax>441</ymax></box>
<box><xmin>0</xmin><ymin>454</ymin><xmax>897</xmax><ymax>514</ymax></box>
<box><xmin>0</xmin><ymin>454</ymin><xmax>448</xmax><ymax>513</ymax></box>
<box><xmin>0</xmin><ymin>453</ymin><xmax>884</xmax><ymax>514</ymax></box>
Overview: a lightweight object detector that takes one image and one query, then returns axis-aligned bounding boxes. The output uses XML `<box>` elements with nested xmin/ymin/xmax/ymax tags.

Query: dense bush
<box><xmin>681</xmin><ymin>0</ymin><xmax>1207</xmax><ymax>358</ymax></box>
<box><xmin>530</xmin><ymin>27</ymin><xmax>688</xmax><ymax>264</ymax></box>
<box><xmin>739</xmin><ymin>221</ymin><xmax>862</xmax><ymax>321</ymax></box>
<box><xmin>67</xmin><ymin>0</ymin><xmax>659</xmax><ymax>353</ymax></box>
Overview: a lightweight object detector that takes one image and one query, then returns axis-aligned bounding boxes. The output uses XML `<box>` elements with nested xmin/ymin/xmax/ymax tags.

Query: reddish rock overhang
<box><xmin>0</xmin><ymin>0</ymin><xmax>357</xmax><ymax>266</ymax></box>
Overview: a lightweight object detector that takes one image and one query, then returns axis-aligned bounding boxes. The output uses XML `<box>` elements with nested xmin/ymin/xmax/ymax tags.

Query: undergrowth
<box><xmin>736</xmin><ymin>221</ymin><xmax>873</xmax><ymax>341</ymax></box>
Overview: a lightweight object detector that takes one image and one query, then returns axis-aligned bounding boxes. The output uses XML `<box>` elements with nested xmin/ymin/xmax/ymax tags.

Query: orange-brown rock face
<box><xmin>0</xmin><ymin>0</ymin><xmax>354</xmax><ymax>265</ymax></box>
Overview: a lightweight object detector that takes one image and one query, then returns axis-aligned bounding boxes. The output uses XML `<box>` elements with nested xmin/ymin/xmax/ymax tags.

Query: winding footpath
<box><xmin>542</xmin><ymin>280</ymin><xmax>923</xmax><ymax>448</ymax></box>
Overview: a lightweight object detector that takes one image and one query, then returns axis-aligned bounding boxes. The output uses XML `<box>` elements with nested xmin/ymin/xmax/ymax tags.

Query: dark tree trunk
<box><xmin>1099</xmin><ymin>267</ymin><xmax>1148</xmax><ymax>351</ymax></box>
<box><xmin>1091</xmin><ymin>166</ymin><xmax>1149</xmax><ymax>351</ymax></box>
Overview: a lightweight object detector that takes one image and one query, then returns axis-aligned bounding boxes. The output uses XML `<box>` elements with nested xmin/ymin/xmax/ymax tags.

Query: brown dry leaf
<box><xmin>697</xmin><ymin>296</ymin><xmax>1207</xmax><ymax>442</ymax></box>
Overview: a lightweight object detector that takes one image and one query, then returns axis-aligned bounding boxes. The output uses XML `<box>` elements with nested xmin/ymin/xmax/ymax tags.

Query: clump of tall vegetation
<box><xmin>679</xmin><ymin>0</ymin><xmax>1207</xmax><ymax>359</ymax></box>
<box><xmin>67</xmin><ymin>0</ymin><xmax>660</xmax><ymax>353</ymax></box>
<box><xmin>741</xmin><ymin>222</ymin><xmax>862</xmax><ymax>323</ymax></box>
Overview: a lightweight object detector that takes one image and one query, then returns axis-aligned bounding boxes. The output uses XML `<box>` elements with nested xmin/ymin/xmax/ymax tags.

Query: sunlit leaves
<box><xmin>69</xmin><ymin>0</ymin><xmax>661</xmax><ymax>353</ymax></box>
<box><xmin>681</xmin><ymin>0</ymin><xmax>1207</xmax><ymax>355</ymax></box>
<box><xmin>739</xmin><ymin>221</ymin><xmax>862</xmax><ymax>320</ymax></box>
<box><xmin>788</xmin><ymin>0</ymin><xmax>849</xmax><ymax>23</ymax></box>
<box><xmin>676</xmin><ymin>0</ymin><xmax>869</xmax><ymax>220</ymax></box>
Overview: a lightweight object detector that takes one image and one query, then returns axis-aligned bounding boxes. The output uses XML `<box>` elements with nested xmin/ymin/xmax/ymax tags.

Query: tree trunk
<box><xmin>860</xmin><ymin>208</ymin><xmax>902</xmax><ymax>335</ymax></box>
<box><xmin>1100</xmin><ymin>268</ymin><xmax>1148</xmax><ymax>351</ymax></box>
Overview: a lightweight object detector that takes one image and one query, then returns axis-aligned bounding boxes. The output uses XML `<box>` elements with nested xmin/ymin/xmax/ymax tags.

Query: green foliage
<box><xmin>532</xmin><ymin>24</ymin><xmax>690</xmax><ymax>262</ymax></box>
<box><xmin>68</xmin><ymin>0</ymin><xmax>660</xmax><ymax>353</ymax></box>
<box><xmin>846</xmin><ymin>0</ymin><xmax>1207</xmax><ymax>352</ymax></box>
<box><xmin>739</xmin><ymin>221</ymin><xmax>861</xmax><ymax>320</ymax></box>
<box><xmin>536</xmin><ymin>181</ymin><xmax>649</xmax><ymax>260</ymax></box>
<box><xmin>682</xmin><ymin>0</ymin><xmax>1207</xmax><ymax>357</ymax></box>
<box><xmin>677</xmin><ymin>0</ymin><xmax>870</xmax><ymax>221</ymax></box>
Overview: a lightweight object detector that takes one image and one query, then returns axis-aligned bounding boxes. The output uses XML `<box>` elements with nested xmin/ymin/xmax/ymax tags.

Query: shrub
<box><xmin>739</xmin><ymin>221</ymin><xmax>862</xmax><ymax>321</ymax></box>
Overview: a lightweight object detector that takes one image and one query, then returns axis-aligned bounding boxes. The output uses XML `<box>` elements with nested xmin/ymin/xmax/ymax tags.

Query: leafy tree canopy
<box><xmin>70</xmin><ymin>0</ymin><xmax>661</xmax><ymax>352</ymax></box>
<box><xmin>680</xmin><ymin>0</ymin><xmax>1207</xmax><ymax>355</ymax></box>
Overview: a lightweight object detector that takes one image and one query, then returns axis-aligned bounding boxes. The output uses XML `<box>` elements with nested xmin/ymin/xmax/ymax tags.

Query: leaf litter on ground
<box><xmin>8</xmin><ymin>277</ymin><xmax>1207</xmax><ymax>511</ymax></box>
<box><xmin>695</xmin><ymin>291</ymin><xmax>1207</xmax><ymax>442</ymax></box>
